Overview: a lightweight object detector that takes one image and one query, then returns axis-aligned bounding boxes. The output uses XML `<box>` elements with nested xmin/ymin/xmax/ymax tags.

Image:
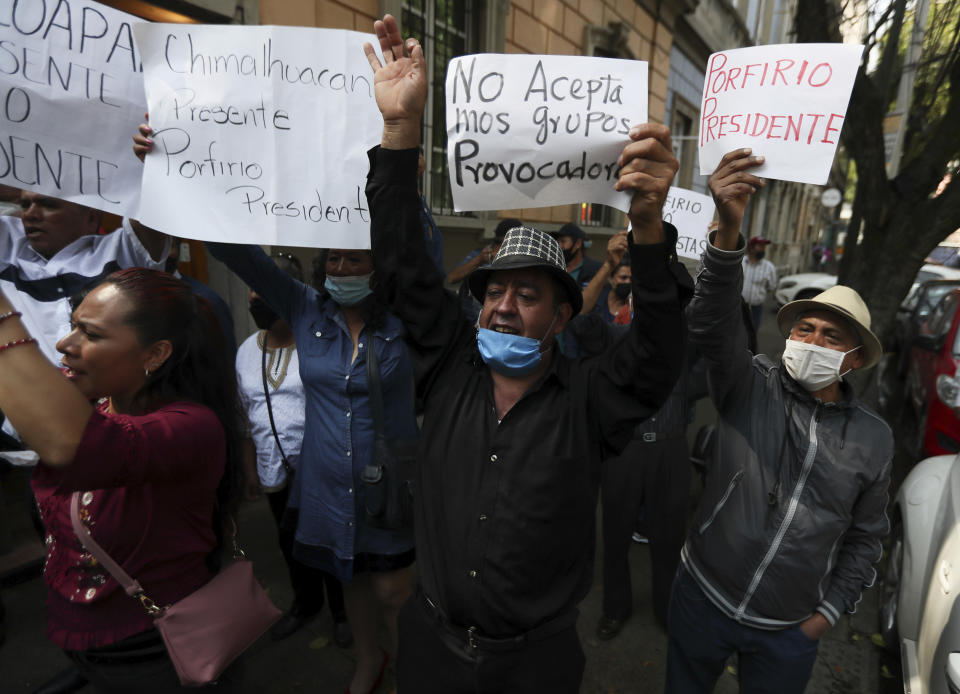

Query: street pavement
<box><xmin>0</xmin><ymin>296</ymin><xmax>896</xmax><ymax>693</ymax></box>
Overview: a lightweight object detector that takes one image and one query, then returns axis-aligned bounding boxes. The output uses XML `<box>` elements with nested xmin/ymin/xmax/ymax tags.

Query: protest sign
<box><xmin>133</xmin><ymin>23</ymin><xmax>382</xmax><ymax>248</ymax></box>
<box><xmin>663</xmin><ymin>187</ymin><xmax>715</xmax><ymax>260</ymax></box>
<box><xmin>445</xmin><ymin>54</ymin><xmax>647</xmax><ymax>213</ymax></box>
<box><xmin>698</xmin><ymin>43</ymin><xmax>862</xmax><ymax>185</ymax></box>
<box><xmin>0</xmin><ymin>0</ymin><xmax>147</xmax><ymax>214</ymax></box>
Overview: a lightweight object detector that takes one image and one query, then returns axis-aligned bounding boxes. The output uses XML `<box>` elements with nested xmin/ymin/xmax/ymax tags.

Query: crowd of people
<box><xmin>0</xmin><ymin>12</ymin><xmax>893</xmax><ymax>694</ymax></box>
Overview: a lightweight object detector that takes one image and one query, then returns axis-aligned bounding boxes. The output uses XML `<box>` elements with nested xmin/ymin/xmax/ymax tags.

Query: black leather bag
<box><xmin>360</xmin><ymin>338</ymin><xmax>417</xmax><ymax>530</ymax></box>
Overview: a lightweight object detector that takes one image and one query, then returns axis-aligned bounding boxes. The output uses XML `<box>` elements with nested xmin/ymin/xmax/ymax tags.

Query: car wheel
<box><xmin>880</xmin><ymin>514</ymin><xmax>903</xmax><ymax>654</ymax></box>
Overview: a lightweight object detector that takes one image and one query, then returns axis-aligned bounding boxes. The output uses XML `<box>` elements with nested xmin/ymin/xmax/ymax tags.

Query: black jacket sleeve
<box><xmin>366</xmin><ymin>146</ymin><xmax>469</xmax><ymax>399</ymax></box>
<box><xmin>590</xmin><ymin>226</ymin><xmax>694</xmax><ymax>454</ymax></box>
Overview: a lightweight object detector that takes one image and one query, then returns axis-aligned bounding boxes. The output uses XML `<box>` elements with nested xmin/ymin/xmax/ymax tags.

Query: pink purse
<box><xmin>70</xmin><ymin>492</ymin><xmax>281</xmax><ymax>687</ymax></box>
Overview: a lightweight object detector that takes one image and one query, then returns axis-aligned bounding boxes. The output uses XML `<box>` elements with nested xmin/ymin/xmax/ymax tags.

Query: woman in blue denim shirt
<box><xmin>208</xmin><ymin>242</ymin><xmax>416</xmax><ymax>694</ymax></box>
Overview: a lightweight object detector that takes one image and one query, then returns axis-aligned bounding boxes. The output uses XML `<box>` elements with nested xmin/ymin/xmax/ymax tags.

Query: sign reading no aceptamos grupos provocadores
<box><xmin>133</xmin><ymin>23</ymin><xmax>382</xmax><ymax>248</ymax></box>
<box><xmin>698</xmin><ymin>43</ymin><xmax>863</xmax><ymax>185</ymax></box>
<box><xmin>445</xmin><ymin>54</ymin><xmax>647</xmax><ymax>213</ymax></box>
<box><xmin>0</xmin><ymin>0</ymin><xmax>147</xmax><ymax>215</ymax></box>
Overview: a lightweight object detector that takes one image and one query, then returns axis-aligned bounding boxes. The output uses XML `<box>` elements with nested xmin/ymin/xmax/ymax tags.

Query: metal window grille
<box><xmin>403</xmin><ymin>0</ymin><xmax>474</xmax><ymax>216</ymax></box>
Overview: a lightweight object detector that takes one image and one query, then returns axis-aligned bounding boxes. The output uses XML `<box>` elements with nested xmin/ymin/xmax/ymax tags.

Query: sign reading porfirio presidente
<box><xmin>663</xmin><ymin>187</ymin><xmax>715</xmax><ymax>260</ymax></box>
<box><xmin>133</xmin><ymin>23</ymin><xmax>382</xmax><ymax>248</ymax></box>
<box><xmin>698</xmin><ymin>43</ymin><xmax>863</xmax><ymax>185</ymax></box>
<box><xmin>445</xmin><ymin>54</ymin><xmax>647</xmax><ymax>213</ymax></box>
<box><xmin>0</xmin><ymin>0</ymin><xmax>146</xmax><ymax>213</ymax></box>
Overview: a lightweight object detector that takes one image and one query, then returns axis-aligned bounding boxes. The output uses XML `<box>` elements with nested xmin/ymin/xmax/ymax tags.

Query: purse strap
<box><xmin>365</xmin><ymin>333</ymin><xmax>386</xmax><ymax>447</ymax></box>
<box><xmin>260</xmin><ymin>334</ymin><xmax>293</xmax><ymax>476</ymax></box>
<box><xmin>69</xmin><ymin>492</ymin><xmax>159</xmax><ymax>612</ymax></box>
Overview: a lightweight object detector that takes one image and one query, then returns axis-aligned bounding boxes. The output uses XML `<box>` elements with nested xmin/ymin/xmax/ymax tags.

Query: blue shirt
<box><xmin>207</xmin><ymin>243</ymin><xmax>416</xmax><ymax>582</ymax></box>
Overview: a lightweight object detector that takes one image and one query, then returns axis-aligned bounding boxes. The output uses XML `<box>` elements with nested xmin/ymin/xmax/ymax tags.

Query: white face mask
<box><xmin>782</xmin><ymin>339</ymin><xmax>860</xmax><ymax>392</ymax></box>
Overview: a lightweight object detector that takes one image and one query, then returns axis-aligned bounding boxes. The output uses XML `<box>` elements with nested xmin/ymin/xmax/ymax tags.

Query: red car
<box><xmin>905</xmin><ymin>288</ymin><xmax>960</xmax><ymax>456</ymax></box>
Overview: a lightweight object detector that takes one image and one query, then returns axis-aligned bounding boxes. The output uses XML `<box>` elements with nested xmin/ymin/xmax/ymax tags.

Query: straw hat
<box><xmin>776</xmin><ymin>285</ymin><xmax>882</xmax><ymax>369</ymax></box>
<box><xmin>468</xmin><ymin>225</ymin><xmax>583</xmax><ymax>313</ymax></box>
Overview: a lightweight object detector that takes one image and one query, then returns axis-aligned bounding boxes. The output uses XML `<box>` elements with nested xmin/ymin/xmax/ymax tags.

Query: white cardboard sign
<box><xmin>663</xmin><ymin>187</ymin><xmax>715</xmax><ymax>260</ymax></box>
<box><xmin>698</xmin><ymin>43</ymin><xmax>863</xmax><ymax>185</ymax></box>
<box><xmin>134</xmin><ymin>23</ymin><xmax>382</xmax><ymax>248</ymax></box>
<box><xmin>0</xmin><ymin>0</ymin><xmax>147</xmax><ymax>214</ymax></box>
<box><xmin>445</xmin><ymin>54</ymin><xmax>647</xmax><ymax>213</ymax></box>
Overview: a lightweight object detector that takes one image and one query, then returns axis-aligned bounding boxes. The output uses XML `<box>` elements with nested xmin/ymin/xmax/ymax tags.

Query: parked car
<box><xmin>903</xmin><ymin>265</ymin><xmax>960</xmax><ymax>311</ymax></box>
<box><xmin>904</xmin><ymin>289</ymin><xmax>960</xmax><ymax>457</ymax></box>
<box><xmin>881</xmin><ymin>433</ymin><xmax>960</xmax><ymax>693</ymax></box>
<box><xmin>776</xmin><ymin>264</ymin><xmax>960</xmax><ymax>310</ymax></box>
<box><xmin>894</xmin><ymin>279</ymin><xmax>960</xmax><ymax>373</ymax></box>
<box><xmin>774</xmin><ymin>272</ymin><xmax>838</xmax><ymax>306</ymax></box>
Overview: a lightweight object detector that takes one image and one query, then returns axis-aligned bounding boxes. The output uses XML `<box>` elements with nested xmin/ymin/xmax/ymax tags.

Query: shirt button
<box><xmin>358</xmin><ymin>342</ymin><xmax>364</xmax><ymax>349</ymax></box>
<box><xmin>346</xmin><ymin>451</ymin><xmax>352</xmax><ymax>457</ymax></box>
<box><xmin>468</xmin><ymin>569</ymin><xmax>478</xmax><ymax>578</ymax></box>
<box><xmin>315</xmin><ymin>331</ymin><xmax>322</xmax><ymax>337</ymax></box>
<box><xmin>348</xmin><ymin>488</ymin><xmax>353</xmax><ymax>494</ymax></box>
<box><xmin>346</xmin><ymin>411</ymin><xmax>351</xmax><ymax>418</ymax></box>
<box><xmin>348</xmin><ymin>521</ymin><xmax>354</xmax><ymax>527</ymax></box>
<box><xmin>345</xmin><ymin>374</ymin><xmax>350</xmax><ymax>381</ymax></box>
<box><xmin>489</xmin><ymin>454</ymin><xmax>498</xmax><ymax>462</ymax></box>
<box><xmin>478</xmin><ymin>514</ymin><xmax>488</xmax><ymax>522</ymax></box>
<box><xmin>57</xmin><ymin>287</ymin><xmax>64</xmax><ymax>293</ymax></box>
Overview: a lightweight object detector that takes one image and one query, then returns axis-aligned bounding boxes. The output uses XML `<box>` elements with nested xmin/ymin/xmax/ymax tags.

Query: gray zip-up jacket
<box><xmin>683</xmin><ymin>233</ymin><xmax>892</xmax><ymax>629</ymax></box>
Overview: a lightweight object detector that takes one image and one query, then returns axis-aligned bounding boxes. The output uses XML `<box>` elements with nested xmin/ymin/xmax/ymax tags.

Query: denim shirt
<box><xmin>207</xmin><ymin>243</ymin><xmax>417</xmax><ymax>582</ymax></box>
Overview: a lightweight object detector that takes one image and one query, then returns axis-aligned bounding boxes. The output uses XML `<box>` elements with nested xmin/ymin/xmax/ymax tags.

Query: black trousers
<box><xmin>601</xmin><ymin>435</ymin><xmax>691</xmax><ymax>627</ymax></box>
<box><xmin>396</xmin><ymin>594</ymin><xmax>585</xmax><ymax>694</ymax></box>
<box><xmin>67</xmin><ymin>628</ymin><xmax>244</xmax><ymax>693</ymax></box>
<box><xmin>266</xmin><ymin>486</ymin><xmax>346</xmax><ymax>621</ymax></box>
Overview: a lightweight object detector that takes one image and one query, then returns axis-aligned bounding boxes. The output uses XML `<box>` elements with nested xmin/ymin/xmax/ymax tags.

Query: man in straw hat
<box><xmin>363</xmin><ymin>14</ymin><xmax>693</xmax><ymax>692</ymax></box>
<box><xmin>666</xmin><ymin>148</ymin><xmax>892</xmax><ymax>693</ymax></box>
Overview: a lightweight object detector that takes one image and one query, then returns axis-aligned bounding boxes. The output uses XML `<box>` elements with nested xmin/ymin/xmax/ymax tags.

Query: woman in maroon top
<box><xmin>0</xmin><ymin>268</ymin><xmax>244</xmax><ymax>692</ymax></box>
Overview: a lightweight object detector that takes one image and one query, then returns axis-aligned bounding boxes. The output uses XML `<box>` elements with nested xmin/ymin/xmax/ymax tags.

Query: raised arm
<box><xmin>580</xmin><ymin>231</ymin><xmax>628</xmax><ymax>315</ymax></box>
<box><xmin>0</xmin><ymin>289</ymin><xmax>92</xmax><ymax>465</ymax></box>
<box><xmin>446</xmin><ymin>243</ymin><xmax>497</xmax><ymax>285</ymax></box>
<box><xmin>590</xmin><ymin>125</ymin><xmax>694</xmax><ymax>452</ymax></box>
<box><xmin>687</xmin><ymin>149</ymin><xmax>766</xmax><ymax>410</ymax></box>
<box><xmin>364</xmin><ymin>15</ymin><xmax>468</xmax><ymax>393</ymax></box>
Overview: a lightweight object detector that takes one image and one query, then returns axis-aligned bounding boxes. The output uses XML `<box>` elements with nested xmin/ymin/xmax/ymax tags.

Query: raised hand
<box><xmin>606</xmin><ymin>231</ymin><xmax>629</xmax><ymax>268</ymax></box>
<box><xmin>133</xmin><ymin>122</ymin><xmax>153</xmax><ymax>162</ymax></box>
<box><xmin>363</xmin><ymin>14</ymin><xmax>427</xmax><ymax>150</ymax></box>
<box><xmin>614</xmin><ymin>124</ymin><xmax>678</xmax><ymax>245</ymax></box>
<box><xmin>708</xmin><ymin>148</ymin><xmax>765</xmax><ymax>251</ymax></box>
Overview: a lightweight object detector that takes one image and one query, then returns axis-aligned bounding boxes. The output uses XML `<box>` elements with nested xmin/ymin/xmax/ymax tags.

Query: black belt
<box><xmin>637</xmin><ymin>431</ymin><xmax>685</xmax><ymax>443</ymax></box>
<box><xmin>418</xmin><ymin>590</ymin><xmax>578</xmax><ymax>653</ymax></box>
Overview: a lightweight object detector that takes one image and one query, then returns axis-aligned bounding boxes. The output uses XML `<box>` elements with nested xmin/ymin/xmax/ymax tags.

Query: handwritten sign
<box><xmin>698</xmin><ymin>43</ymin><xmax>862</xmax><ymax>184</ymax></box>
<box><xmin>663</xmin><ymin>187</ymin><xmax>715</xmax><ymax>260</ymax></box>
<box><xmin>445</xmin><ymin>54</ymin><xmax>647</xmax><ymax>213</ymax></box>
<box><xmin>133</xmin><ymin>23</ymin><xmax>382</xmax><ymax>248</ymax></box>
<box><xmin>0</xmin><ymin>0</ymin><xmax>146</xmax><ymax>213</ymax></box>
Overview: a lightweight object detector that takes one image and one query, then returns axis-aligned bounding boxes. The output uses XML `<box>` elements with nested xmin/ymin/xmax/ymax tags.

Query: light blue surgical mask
<box><xmin>325</xmin><ymin>273</ymin><xmax>373</xmax><ymax>306</ymax></box>
<box><xmin>476</xmin><ymin>312</ymin><xmax>558</xmax><ymax>376</ymax></box>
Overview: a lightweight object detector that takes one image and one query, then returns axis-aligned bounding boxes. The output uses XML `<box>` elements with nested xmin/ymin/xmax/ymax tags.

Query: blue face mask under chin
<box><xmin>476</xmin><ymin>312</ymin><xmax>559</xmax><ymax>376</ymax></box>
<box><xmin>325</xmin><ymin>273</ymin><xmax>373</xmax><ymax>306</ymax></box>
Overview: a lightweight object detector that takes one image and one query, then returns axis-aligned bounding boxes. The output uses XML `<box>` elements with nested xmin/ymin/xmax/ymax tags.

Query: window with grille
<box><xmin>403</xmin><ymin>0</ymin><xmax>476</xmax><ymax>216</ymax></box>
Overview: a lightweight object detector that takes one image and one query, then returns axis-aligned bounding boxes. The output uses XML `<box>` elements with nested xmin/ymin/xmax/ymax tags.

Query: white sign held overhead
<box><xmin>445</xmin><ymin>54</ymin><xmax>647</xmax><ymax>213</ymax></box>
<box><xmin>134</xmin><ymin>23</ymin><xmax>382</xmax><ymax>248</ymax></box>
<box><xmin>0</xmin><ymin>0</ymin><xmax>147</xmax><ymax>214</ymax></box>
<box><xmin>663</xmin><ymin>187</ymin><xmax>715</xmax><ymax>260</ymax></box>
<box><xmin>698</xmin><ymin>43</ymin><xmax>863</xmax><ymax>185</ymax></box>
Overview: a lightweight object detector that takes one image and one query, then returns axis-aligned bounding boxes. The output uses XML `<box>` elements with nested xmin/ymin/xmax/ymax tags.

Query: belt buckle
<box><xmin>467</xmin><ymin>626</ymin><xmax>478</xmax><ymax>649</ymax></box>
<box><xmin>642</xmin><ymin>432</ymin><xmax>657</xmax><ymax>443</ymax></box>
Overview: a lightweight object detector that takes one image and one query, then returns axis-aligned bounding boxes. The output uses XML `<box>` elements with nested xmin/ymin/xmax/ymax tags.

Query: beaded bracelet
<box><xmin>0</xmin><ymin>337</ymin><xmax>37</xmax><ymax>353</ymax></box>
<box><xmin>0</xmin><ymin>311</ymin><xmax>22</xmax><ymax>325</ymax></box>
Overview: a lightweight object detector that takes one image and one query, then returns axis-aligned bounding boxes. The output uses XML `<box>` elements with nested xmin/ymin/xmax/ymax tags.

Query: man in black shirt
<box><xmin>364</xmin><ymin>15</ymin><xmax>692</xmax><ymax>692</ymax></box>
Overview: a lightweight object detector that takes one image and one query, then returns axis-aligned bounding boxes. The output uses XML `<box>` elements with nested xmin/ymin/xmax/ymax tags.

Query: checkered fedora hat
<box><xmin>467</xmin><ymin>225</ymin><xmax>583</xmax><ymax>313</ymax></box>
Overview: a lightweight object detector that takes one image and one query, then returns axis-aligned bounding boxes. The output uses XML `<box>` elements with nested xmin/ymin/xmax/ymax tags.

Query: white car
<box><xmin>774</xmin><ymin>272</ymin><xmax>838</xmax><ymax>306</ymax></box>
<box><xmin>881</xmin><ymin>400</ymin><xmax>960</xmax><ymax>694</ymax></box>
